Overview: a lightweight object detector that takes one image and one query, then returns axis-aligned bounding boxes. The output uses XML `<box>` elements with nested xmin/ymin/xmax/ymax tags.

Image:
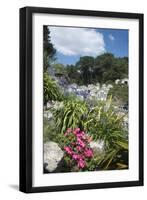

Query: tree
<box><xmin>94</xmin><ymin>53</ymin><xmax>115</xmax><ymax>82</ymax></box>
<box><xmin>43</xmin><ymin>26</ymin><xmax>56</xmax><ymax>70</ymax></box>
<box><xmin>76</xmin><ymin>56</ymin><xmax>94</xmax><ymax>85</ymax></box>
<box><xmin>53</xmin><ymin>63</ymin><xmax>66</xmax><ymax>76</ymax></box>
<box><xmin>66</xmin><ymin>65</ymin><xmax>82</xmax><ymax>85</ymax></box>
<box><xmin>93</xmin><ymin>53</ymin><xmax>128</xmax><ymax>83</ymax></box>
<box><xmin>66</xmin><ymin>53</ymin><xmax>128</xmax><ymax>85</ymax></box>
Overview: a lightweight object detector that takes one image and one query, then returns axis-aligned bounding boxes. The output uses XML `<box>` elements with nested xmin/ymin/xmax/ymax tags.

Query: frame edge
<box><xmin>19</xmin><ymin>6</ymin><xmax>144</xmax><ymax>193</ymax></box>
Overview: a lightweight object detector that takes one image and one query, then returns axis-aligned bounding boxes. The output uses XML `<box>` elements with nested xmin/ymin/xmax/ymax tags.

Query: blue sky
<box><xmin>49</xmin><ymin>26</ymin><xmax>128</xmax><ymax>65</ymax></box>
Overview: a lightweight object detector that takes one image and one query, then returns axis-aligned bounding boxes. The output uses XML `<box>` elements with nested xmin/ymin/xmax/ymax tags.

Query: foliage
<box><xmin>43</xmin><ymin>116</ymin><xmax>68</xmax><ymax>146</ymax></box>
<box><xmin>62</xmin><ymin>128</ymin><xmax>94</xmax><ymax>171</ymax></box>
<box><xmin>43</xmin><ymin>117</ymin><xmax>57</xmax><ymax>143</ymax></box>
<box><xmin>43</xmin><ymin>30</ymin><xmax>129</xmax><ymax>171</ymax></box>
<box><xmin>83</xmin><ymin>96</ymin><xmax>127</xmax><ymax>147</ymax></box>
<box><xmin>53</xmin><ymin>63</ymin><xmax>67</xmax><ymax>76</ymax></box>
<box><xmin>97</xmin><ymin>140</ymin><xmax>128</xmax><ymax>170</ymax></box>
<box><xmin>66</xmin><ymin>65</ymin><xmax>82</xmax><ymax>85</ymax></box>
<box><xmin>43</xmin><ymin>26</ymin><xmax>56</xmax><ymax>70</ymax></box>
<box><xmin>108</xmin><ymin>83</ymin><xmax>128</xmax><ymax>105</ymax></box>
<box><xmin>83</xmin><ymin>96</ymin><xmax>128</xmax><ymax>170</ymax></box>
<box><xmin>52</xmin><ymin>98</ymin><xmax>88</xmax><ymax>134</ymax></box>
<box><xmin>65</xmin><ymin>53</ymin><xmax>128</xmax><ymax>85</ymax></box>
<box><xmin>93</xmin><ymin>54</ymin><xmax>128</xmax><ymax>83</ymax></box>
<box><xmin>44</xmin><ymin>96</ymin><xmax>128</xmax><ymax>171</ymax></box>
<box><xmin>43</xmin><ymin>72</ymin><xmax>63</xmax><ymax>104</ymax></box>
<box><xmin>76</xmin><ymin>56</ymin><xmax>95</xmax><ymax>85</ymax></box>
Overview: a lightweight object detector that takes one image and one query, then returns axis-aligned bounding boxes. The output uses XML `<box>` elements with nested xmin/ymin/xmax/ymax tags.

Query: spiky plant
<box><xmin>52</xmin><ymin>98</ymin><xmax>88</xmax><ymax>134</ymax></box>
<box><xmin>43</xmin><ymin>72</ymin><xmax>62</xmax><ymax>104</ymax></box>
<box><xmin>83</xmin><ymin>96</ymin><xmax>128</xmax><ymax>170</ymax></box>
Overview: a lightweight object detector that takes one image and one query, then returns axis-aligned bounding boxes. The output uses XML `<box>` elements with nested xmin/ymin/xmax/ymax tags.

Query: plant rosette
<box><xmin>63</xmin><ymin>128</ymin><xmax>94</xmax><ymax>171</ymax></box>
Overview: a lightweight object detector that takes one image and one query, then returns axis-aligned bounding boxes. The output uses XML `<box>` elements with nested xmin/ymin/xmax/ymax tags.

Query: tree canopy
<box><xmin>43</xmin><ymin>26</ymin><xmax>56</xmax><ymax>70</ymax></box>
<box><xmin>66</xmin><ymin>53</ymin><xmax>128</xmax><ymax>85</ymax></box>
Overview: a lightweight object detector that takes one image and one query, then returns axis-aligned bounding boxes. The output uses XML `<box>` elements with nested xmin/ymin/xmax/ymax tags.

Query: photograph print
<box><xmin>43</xmin><ymin>25</ymin><xmax>129</xmax><ymax>173</ymax></box>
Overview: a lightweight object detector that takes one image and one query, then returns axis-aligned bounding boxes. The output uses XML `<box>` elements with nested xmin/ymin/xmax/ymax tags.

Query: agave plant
<box><xmin>83</xmin><ymin>96</ymin><xmax>128</xmax><ymax>169</ymax></box>
<box><xmin>97</xmin><ymin>139</ymin><xmax>128</xmax><ymax>170</ymax></box>
<box><xmin>43</xmin><ymin>72</ymin><xmax>62</xmax><ymax>104</ymax></box>
<box><xmin>83</xmin><ymin>96</ymin><xmax>127</xmax><ymax>147</ymax></box>
<box><xmin>52</xmin><ymin>98</ymin><xmax>88</xmax><ymax>134</ymax></box>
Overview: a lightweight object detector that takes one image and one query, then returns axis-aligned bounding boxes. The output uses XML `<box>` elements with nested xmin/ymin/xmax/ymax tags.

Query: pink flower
<box><xmin>74</xmin><ymin>128</ymin><xmax>80</xmax><ymax>133</ymax></box>
<box><xmin>76</xmin><ymin>132</ymin><xmax>84</xmax><ymax>138</ymax></box>
<box><xmin>67</xmin><ymin>128</ymin><xmax>72</xmax><ymax>133</ymax></box>
<box><xmin>86</xmin><ymin>135</ymin><xmax>92</xmax><ymax>142</ymax></box>
<box><xmin>71</xmin><ymin>142</ymin><xmax>76</xmax><ymax>146</ymax></box>
<box><xmin>64</xmin><ymin>132</ymin><xmax>68</xmax><ymax>136</ymax></box>
<box><xmin>84</xmin><ymin>148</ymin><xmax>93</xmax><ymax>158</ymax></box>
<box><xmin>72</xmin><ymin>154</ymin><xmax>79</xmax><ymax>160</ymax></box>
<box><xmin>73</xmin><ymin>130</ymin><xmax>77</xmax><ymax>135</ymax></box>
<box><xmin>80</xmin><ymin>134</ymin><xmax>86</xmax><ymax>140</ymax></box>
<box><xmin>78</xmin><ymin>159</ymin><xmax>86</xmax><ymax>169</ymax></box>
<box><xmin>64</xmin><ymin>128</ymin><xmax>72</xmax><ymax>136</ymax></box>
<box><xmin>63</xmin><ymin>128</ymin><xmax>94</xmax><ymax>170</ymax></box>
<box><xmin>76</xmin><ymin>146</ymin><xmax>82</xmax><ymax>151</ymax></box>
<box><xmin>64</xmin><ymin>146</ymin><xmax>73</xmax><ymax>155</ymax></box>
<box><xmin>77</xmin><ymin>138</ymin><xmax>85</xmax><ymax>148</ymax></box>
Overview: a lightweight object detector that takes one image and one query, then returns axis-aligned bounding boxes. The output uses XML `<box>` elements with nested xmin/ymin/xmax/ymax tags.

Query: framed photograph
<box><xmin>19</xmin><ymin>7</ymin><xmax>144</xmax><ymax>193</ymax></box>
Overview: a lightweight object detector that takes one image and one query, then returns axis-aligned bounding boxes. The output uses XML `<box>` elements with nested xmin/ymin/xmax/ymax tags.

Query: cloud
<box><xmin>49</xmin><ymin>27</ymin><xmax>105</xmax><ymax>56</ymax></box>
<box><xmin>108</xmin><ymin>34</ymin><xmax>115</xmax><ymax>41</ymax></box>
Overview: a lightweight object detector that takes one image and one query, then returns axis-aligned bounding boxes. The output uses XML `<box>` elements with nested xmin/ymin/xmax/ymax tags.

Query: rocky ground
<box><xmin>44</xmin><ymin>140</ymin><xmax>105</xmax><ymax>173</ymax></box>
<box><xmin>43</xmin><ymin>71</ymin><xmax>128</xmax><ymax>173</ymax></box>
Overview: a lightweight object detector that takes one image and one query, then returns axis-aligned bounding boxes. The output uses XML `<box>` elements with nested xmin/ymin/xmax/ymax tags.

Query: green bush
<box><xmin>43</xmin><ymin>72</ymin><xmax>63</xmax><ymax>104</ymax></box>
<box><xmin>52</xmin><ymin>98</ymin><xmax>88</xmax><ymax>134</ymax></box>
<box><xmin>43</xmin><ymin>116</ymin><xmax>66</xmax><ymax>145</ymax></box>
<box><xmin>83</xmin><ymin>97</ymin><xmax>127</xmax><ymax>147</ymax></box>
<box><xmin>43</xmin><ymin>117</ymin><xmax>57</xmax><ymax>143</ymax></box>
<box><xmin>108</xmin><ymin>83</ymin><xmax>128</xmax><ymax>105</ymax></box>
<box><xmin>97</xmin><ymin>140</ymin><xmax>128</xmax><ymax>170</ymax></box>
<box><xmin>44</xmin><ymin>95</ymin><xmax>128</xmax><ymax>171</ymax></box>
<box><xmin>83</xmin><ymin>96</ymin><xmax>128</xmax><ymax>169</ymax></box>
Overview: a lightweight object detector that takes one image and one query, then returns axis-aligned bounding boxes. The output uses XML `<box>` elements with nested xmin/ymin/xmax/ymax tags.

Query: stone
<box><xmin>46</xmin><ymin>101</ymin><xmax>52</xmax><ymax>109</ymax></box>
<box><xmin>115</xmin><ymin>79</ymin><xmax>120</xmax><ymax>84</ymax></box>
<box><xmin>43</xmin><ymin>111</ymin><xmax>53</xmax><ymax>120</ymax></box>
<box><xmin>97</xmin><ymin>90</ymin><xmax>108</xmax><ymax>101</ymax></box>
<box><xmin>44</xmin><ymin>141</ymin><xmax>64</xmax><ymax>172</ymax></box>
<box><xmin>107</xmin><ymin>84</ymin><xmax>113</xmax><ymax>89</ymax></box>
<box><xmin>67</xmin><ymin>87</ymin><xmax>73</xmax><ymax>93</ymax></box>
<box><xmin>90</xmin><ymin>140</ymin><xmax>104</xmax><ymax>153</ymax></box>
<box><xmin>121</xmin><ymin>78</ymin><xmax>128</xmax><ymax>85</ymax></box>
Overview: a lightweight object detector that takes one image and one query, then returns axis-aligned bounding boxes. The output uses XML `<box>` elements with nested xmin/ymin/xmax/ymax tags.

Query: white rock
<box><xmin>90</xmin><ymin>140</ymin><xmax>104</xmax><ymax>153</ymax></box>
<box><xmin>46</xmin><ymin>101</ymin><xmax>52</xmax><ymax>109</ymax></box>
<box><xmin>67</xmin><ymin>87</ymin><xmax>73</xmax><ymax>93</ymax></box>
<box><xmin>107</xmin><ymin>84</ymin><xmax>113</xmax><ymax>89</ymax></box>
<box><xmin>44</xmin><ymin>111</ymin><xmax>53</xmax><ymax>120</ymax></box>
<box><xmin>115</xmin><ymin>79</ymin><xmax>120</xmax><ymax>84</ymax></box>
<box><xmin>121</xmin><ymin>78</ymin><xmax>128</xmax><ymax>85</ymax></box>
<box><xmin>44</xmin><ymin>141</ymin><xmax>64</xmax><ymax>172</ymax></box>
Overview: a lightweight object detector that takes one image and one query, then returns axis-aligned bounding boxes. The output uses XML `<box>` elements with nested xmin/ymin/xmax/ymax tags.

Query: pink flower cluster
<box><xmin>63</xmin><ymin>128</ymin><xmax>93</xmax><ymax>169</ymax></box>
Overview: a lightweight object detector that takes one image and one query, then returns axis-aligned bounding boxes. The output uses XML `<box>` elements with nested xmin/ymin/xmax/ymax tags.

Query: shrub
<box><xmin>98</xmin><ymin>140</ymin><xmax>128</xmax><ymax>170</ymax></box>
<box><xmin>52</xmin><ymin>98</ymin><xmax>88</xmax><ymax>134</ymax></box>
<box><xmin>83</xmin><ymin>96</ymin><xmax>127</xmax><ymax>148</ymax></box>
<box><xmin>44</xmin><ymin>94</ymin><xmax>128</xmax><ymax>171</ymax></box>
<box><xmin>108</xmin><ymin>83</ymin><xmax>128</xmax><ymax>105</ymax></box>
<box><xmin>62</xmin><ymin>128</ymin><xmax>94</xmax><ymax>171</ymax></box>
<box><xmin>43</xmin><ymin>117</ymin><xmax>58</xmax><ymax>143</ymax></box>
<box><xmin>83</xmin><ymin>96</ymin><xmax>128</xmax><ymax>170</ymax></box>
<box><xmin>43</xmin><ymin>72</ymin><xmax>63</xmax><ymax>104</ymax></box>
